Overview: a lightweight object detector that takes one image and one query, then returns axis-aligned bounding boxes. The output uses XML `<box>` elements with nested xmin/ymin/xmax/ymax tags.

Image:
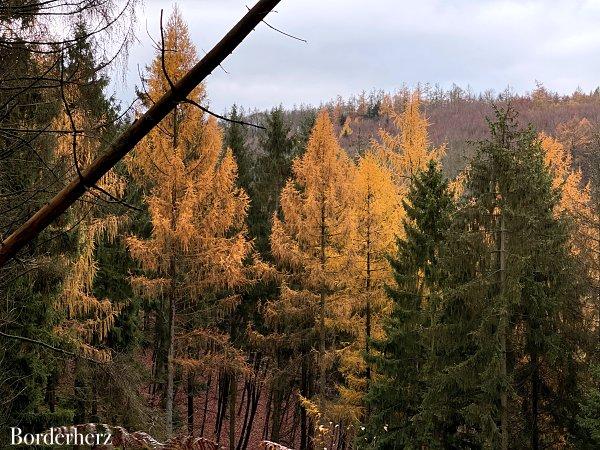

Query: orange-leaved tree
<box><xmin>269</xmin><ymin>110</ymin><xmax>355</xmax><ymax>442</ymax></box>
<box><xmin>373</xmin><ymin>91</ymin><xmax>445</xmax><ymax>190</ymax></box>
<box><xmin>539</xmin><ymin>132</ymin><xmax>592</xmax><ymax>244</ymax></box>
<box><xmin>334</xmin><ymin>150</ymin><xmax>402</xmax><ymax>428</ymax></box>
<box><xmin>126</xmin><ymin>8</ymin><xmax>256</xmax><ymax>436</ymax></box>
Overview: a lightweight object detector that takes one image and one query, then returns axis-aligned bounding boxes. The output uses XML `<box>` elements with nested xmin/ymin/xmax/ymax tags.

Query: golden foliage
<box><xmin>334</xmin><ymin>151</ymin><xmax>402</xmax><ymax>424</ymax></box>
<box><xmin>374</xmin><ymin>91</ymin><xmax>445</xmax><ymax>187</ymax></box>
<box><xmin>51</xmin><ymin>82</ymin><xmax>127</xmax><ymax>361</ymax></box>
<box><xmin>269</xmin><ymin>110</ymin><xmax>357</xmax><ymax>428</ymax></box>
<box><xmin>271</xmin><ymin>110</ymin><xmax>355</xmax><ymax>291</ymax></box>
<box><xmin>126</xmin><ymin>8</ymin><xmax>256</xmax><ymax>376</ymax></box>
<box><xmin>539</xmin><ymin>132</ymin><xmax>591</xmax><ymax>229</ymax></box>
<box><xmin>352</xmin><ymin>151</ymin><xmax>402</xmax><ymax>291</ymax></box>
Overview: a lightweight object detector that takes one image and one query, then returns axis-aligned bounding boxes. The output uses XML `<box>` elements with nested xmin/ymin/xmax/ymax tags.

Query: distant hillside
<box><xmin>246</xmin><ymin>85</ymin><xmax>600</xmax><ymax>178</ymax></box>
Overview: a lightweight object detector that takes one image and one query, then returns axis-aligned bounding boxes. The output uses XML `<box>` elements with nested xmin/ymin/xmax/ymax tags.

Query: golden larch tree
<box><xmin>52</xmin><ymin>88</ymin><xmax>126</xmax><ymax>363</ymax></box>
<box><xmin>539</xmin><ymin>132</ymin><xmax>591</xmax><ymax>234</ymax></box>
<box><xmin>334</xmin><ymin>150</ymin><xmax>402</xmax><ymax>428</ymax></box>
<box><xmin>270</xmin><ymin>110</ymin><xmax>355</xmax><ymax>440</ymax></box>
<box><xmin>373</xmin><ymin>91</ymin><xmax>445</xmax><ymax>189</ymax></box>
<box><xmin>126</xmin><ymin>8</ymin><xmax>255</xmax><ymax>436</ymax></box>
<box><xmin>539</xmin><ymin>132</ymin><xmax>599</xmax><ymax>338</ymax></box>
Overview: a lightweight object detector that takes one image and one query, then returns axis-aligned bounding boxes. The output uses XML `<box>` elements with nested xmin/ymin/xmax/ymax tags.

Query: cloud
<box><xmin>112</xmin><ymin>0</ymin><xmax>600</xmax><ymax>111</ymax></box>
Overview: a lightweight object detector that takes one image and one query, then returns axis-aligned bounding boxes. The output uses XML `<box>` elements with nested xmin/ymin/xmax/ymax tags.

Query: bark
<box><xmin>200</xmin><ymin>375</ymin><xmax>212</xmax><ymax>437</ymax></box>
<box><xmin>300</xmin><ymin>355</ymin><xmax>309</xmax><ymax>450</ymax></box>
<box><xmin>263</xmin><ymin>390</ymin><xmax>272</xmax><ymax>440</ymax></box>
<box><xmin>365</xmin><ymin>198</ymin><xmax>372</xmax><ymax>418</ymax></box>
<box><xmin>165</xmin><ymin>294</ymin><xmax>175</xmax><ymax>435</ymax></box>
<box><xmin>319</xmin><ymin>194</ymin><xmax>326</xmax><ymax>414</ymax></box>
<box><xmin>240</xmin><ymin>376</ymin><xmax>262</xmax><ymax>450</ymax></box>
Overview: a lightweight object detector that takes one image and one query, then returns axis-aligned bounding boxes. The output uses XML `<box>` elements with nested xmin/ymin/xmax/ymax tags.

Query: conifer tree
<box><xmin>335</xmin><ymin>150</ymin><xmax>401</xmax><ymax>427</ymax></box>
<box><xmin>442</xmin><ymin>106</ymin><xmax>586</xmax><ymax>448</ymax></box>
<box><xmin>250</xmin><ymin>107</ymin><xmax>296</xmax><ymax>256</ymax></box>
<box><xmin>360</xmin><ymin>160</ymin><xmax>454</xmax><ymax>449</ymax></box>
<box><xmin>373</xmin><ymin>92</ymin><xmax>445</xmax><ymax>190</ymax></box>
<box><xmin>225</xmin><ymin>105</ymin><xmax>251</xmax><ymax>191</ymax></box>
<box><xmin>270</xmin><ymin>110</ymin><xmax>355</xmax><ymax>445</ymax></box>
<box><xmin>126</xmin><ymin>9</ymin><xmax>256</xmax><ymax>435</ymax></box>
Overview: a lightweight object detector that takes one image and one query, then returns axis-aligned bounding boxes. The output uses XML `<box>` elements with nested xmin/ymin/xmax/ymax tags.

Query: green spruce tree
<box><xmin>361</xmin><ymin>160</ymin><xmax>455</xmax><ymax>449</ymax></box>
<box><xmin>431</xmin><ymin>106</ymin><xmax>587</xmax><ymax>448</ymax></box>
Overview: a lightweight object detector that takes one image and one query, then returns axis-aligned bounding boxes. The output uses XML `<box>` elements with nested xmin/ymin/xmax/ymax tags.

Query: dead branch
<box><xmin>0</xmin><ymin>0</ymin><xmax>282</xmax><ymax>267</ymax></box>
<box><xmin>0</xmin><ymin>330</ymin><xmax>106</xmax><ymax>364</ymax></box>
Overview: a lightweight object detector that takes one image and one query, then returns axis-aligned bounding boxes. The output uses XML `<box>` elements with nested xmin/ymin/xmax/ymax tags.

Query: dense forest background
<box><xmin>2</xmin><ymin>2</ymin><xmax>600</xmax><ymax>449</ymax></box>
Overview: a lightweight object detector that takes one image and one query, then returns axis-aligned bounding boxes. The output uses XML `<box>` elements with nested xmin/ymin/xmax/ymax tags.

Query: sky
<box><xmin>113</xmin><ymin>0</ymin><xmax>600</xmax><ymax>113</ymax></box>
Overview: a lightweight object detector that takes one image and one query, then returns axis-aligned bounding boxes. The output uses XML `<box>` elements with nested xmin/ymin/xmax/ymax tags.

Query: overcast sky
<box><xmin>114</xmin><ymin>0</ymin><xmax>600</xmax><ymax>112</ymax></box>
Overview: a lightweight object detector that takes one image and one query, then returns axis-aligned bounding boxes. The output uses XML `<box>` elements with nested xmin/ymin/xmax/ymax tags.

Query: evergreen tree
<box><xmin>576</xmin><ymin>364</ymin><xmax>600</xmax><ymax>446</ymax></box>
<box><xmin>224</xmin><ymin>104</ymin><xmax>251</xmax><ymax>190</ymax></box>
<box><xmin>250</xmin><ymin>107</ymin><xmax>296</xmax><ymax>256</ymax></box>
<box><xmin>434</xmin><ymin>106</ymin><xmax>587</xmax><ymax>448</ymax></box>
<box><xmin>360</xmin><ymin>160</ymin><xmax>454</xmax><ymax>449</ymax></box>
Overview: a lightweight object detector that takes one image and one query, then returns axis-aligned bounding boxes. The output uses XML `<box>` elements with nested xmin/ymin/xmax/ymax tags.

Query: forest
<box><xmin>1</xmin><ymin>1</ymin><xmax>600</xmax><ymax>449</ymax></box>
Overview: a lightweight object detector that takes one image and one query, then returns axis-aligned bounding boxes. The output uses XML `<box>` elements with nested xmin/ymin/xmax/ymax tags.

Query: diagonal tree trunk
<box><xmin>0</xmin><ymin>0</ymin><xmax>283</xmax><ymax>268</ymax></box>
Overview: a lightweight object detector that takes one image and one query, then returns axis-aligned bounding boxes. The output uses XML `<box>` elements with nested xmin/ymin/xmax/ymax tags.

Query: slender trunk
<box><xmin>365</xmin><ymin>200</ymin><xmax>372</xmax><ymax>418</ymax></box>
<box><xmin>229</xmin><ymin>373</ymin><xmax>237</xmax><ymax>450</ymax></box>
<box><xmin>187</xmin><ymin>370</ymin><xmax>195</xmax><ymax>436</ymax></box>
<box><xmin>499</xmin><ymin>213</ymin><xmax>508</xmax><ymax>450</ymax></box>
<box><xmin>216</xmin><ymin>373</ymin><xmax>229</xmax><ymax>441</ymax></box>
<box><xmin>263</xmin><ymin>390</ymin><xmax>272</xmax><ymax>439</ymax></box>
<box><xmin>238</xmin><ymin>378</ymin><xmax>247</xmax><ymax>416</ymax></box>
<box><xmin>531</xmin><ymin>350</ymin><xmax>540</xmax><ymax>450</ymax></box>
<box><xmin>300</xmin><ymin>355</ymin><xmax>309</xmax><ymax>450</ymax></box>
<box><xmin>151</xmin><ymin>310</ymin><xmax>165</xmax><ymax>397</ymax></box>
<box><xmin>165</xmin><ymin>105</ymin><xmax>179</xmax><ymax>437</ymax></box>
<box><xmin>200</xmin><ymin>374</ymin><xmax>212</xmax><ymax>437</ymax></box>
<box><xmin>240</xmin><ymin>378</ymin><xmax>261</xmax><ymax>450</ymax></box>
<box><xmin>165</xmin><ymin>293</ymin><xmax>175</xmax><ymax>435</ymax></box>
<box><xmin>238</xmin><ymin>380</ymin><xmax>252</xmax><ymax>450</ymax></box>
<box><xmin>319</xmin><ymin>196</ymin><xmax>326</xmax><ymax>414</ymax></box>
<box><xmin>270</xmin><ymin>385</ymin><xmax>283</xmax><ymax>443</ymax></box>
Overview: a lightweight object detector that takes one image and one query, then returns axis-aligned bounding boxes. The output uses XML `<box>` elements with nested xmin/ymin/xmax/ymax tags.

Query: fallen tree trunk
<box><xmin>0</xmin><ymin>0</ymin><xmax>282</xmax><ymax>267</ymax></box>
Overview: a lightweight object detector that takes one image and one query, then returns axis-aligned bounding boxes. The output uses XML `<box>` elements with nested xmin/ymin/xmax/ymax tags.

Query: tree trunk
<box><xmin>200</xmin><ymin>374</ymin><xmax>212</xmax><ymax>437</ymax></box>
<box><xmin>240</xmin><ymin>379</ymin><xmax>261</xmax><ymax>450</ymax></box>
<box><xmin>319</xmin><ymin>196</ymin><xmax>327</xmax><ymax>414</ymax></box>
<box><xmin>499</xmin><ymin>213</ymin><xmax>509</xmax><ymax>450</ymax></box>
<box><xmin>229</xmin><ymin>373</ymin><xmax>237</xmax><ymax>450</ymax></box>
<box><xmin>165</xmin><ymin>293</ymin><xmax>175</xmax><ymax>435</ymax></box>
<box><xmin>300</xmin><ymin>355</ymin><xmax>309</xmax><ymax>450</ymax></box>
<box><xmin>188</xmin><ymin>370</ymin><xmax>195</xmax><ymax>436</ymax></box>
<box><xmin>270</xmin><ymin>384</ymin><xmax>283</xmax><ymax>443</ymax></box>
<box><xmin>365</xmin><ymin>205</ymin><xmax>372</xmax><ymax>418</ymax></box>
<box><xmin>531</xmin><ymin>350</ymin><xmax>540</xmax><ymax>450</ymax></box>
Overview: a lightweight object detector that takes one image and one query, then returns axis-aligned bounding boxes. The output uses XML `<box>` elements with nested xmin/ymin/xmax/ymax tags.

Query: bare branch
<box><xmin>183</xmin><ymin>98</ymin><xmax>265</xmax><ymax>130</ymax></box>
<box><xmin>0</xmin><ymin>330</ymin><xmax>106</xmax><ymax>364</ymax></box>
